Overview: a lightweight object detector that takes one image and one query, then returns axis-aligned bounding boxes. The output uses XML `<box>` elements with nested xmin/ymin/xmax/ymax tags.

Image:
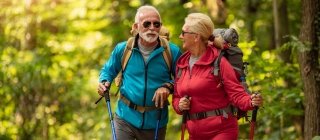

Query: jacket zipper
<box><xmin>189</xmin><ymin>66</ymin><xmax>192</xmax><ymax>79</ymax></box>
<box><xmin>141</xmin><ymin>56</ymin><xmax>148</xmax><ymax>129</ymax></box>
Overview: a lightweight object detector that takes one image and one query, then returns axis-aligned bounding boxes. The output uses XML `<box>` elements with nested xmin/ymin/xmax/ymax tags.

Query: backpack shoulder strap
<box><xmin>114</xmin><ymin>37</ymin><xmax>135</xmax><ymax>90</ymax></box>
<box><xmin>159</xmin><ymin>37</ymin><xmax>172</xmax><ymax>71</ymax></box>
<box><xmin>212</xmin><ymin>50</ymin><xmax>225</xmax><ymax>88</ymax></box>
<box><xmin>213</xmin><ymin>50</ymin><xmax>225</xmax><ymax>76</ymax></box>
<box><xmin>121</xmin><ymin>37</ymin><xmax>135</xmax><ymax>72</ymax></box>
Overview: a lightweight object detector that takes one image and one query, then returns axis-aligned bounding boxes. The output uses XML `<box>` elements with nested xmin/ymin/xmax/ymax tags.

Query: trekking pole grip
<box><xmin>95</xmin><ymin>91</ymin><xmax>110</xmax><ymax>104</ymax></box>
<box><xmin>104</xmin><ymin>88</ymin><xmax>111</xmax><ymax>102</ymax></box>
<box><xmin>182</xmin><ymin>96</ymin><xmax>190</xmax><ymax>123</ymax></box>
<box><xmin>251</xmin><ymin>92</ymin><xmax>260</xmax><ymax>121</ymax></box>
<box><xmin>95</xmin><ymin>81</ymin><xmax>110</xmax><ymax>104</ymax></box>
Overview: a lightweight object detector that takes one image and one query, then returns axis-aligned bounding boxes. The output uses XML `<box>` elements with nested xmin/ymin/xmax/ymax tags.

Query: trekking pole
<box><xmin>242</xmin><ymin>62</ymin><xmax>259</xmax><ymax>140</ymax></box>
<box><xmin>154</xmin><ymin>109</ymin><xmax>162</xmax><ymax>140</ymax></box>
<box><xmin>249</xmin><ymin>92</ymin><xmax>259</xmax><ymax>140</ymax></box>
<box><xmin>181</xmin><ymin>96</ymin><xmax>189</xmax><ymax>140</ymax></box>
<box><xmin>181</xmin><ymin>111</ymin><xmax>187</xmax><ymax>140</ymax></box>
<box><xmin>95</xmin><ymin>86</ymin><xmax>117</xmax><ymax>140</ymax></box>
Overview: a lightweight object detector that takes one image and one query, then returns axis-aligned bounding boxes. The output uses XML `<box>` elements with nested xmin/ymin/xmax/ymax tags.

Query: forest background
<box><xmin>1</xmin><ymin>0</ymin><xmax>319</xmax><ymax>140</ymax></box>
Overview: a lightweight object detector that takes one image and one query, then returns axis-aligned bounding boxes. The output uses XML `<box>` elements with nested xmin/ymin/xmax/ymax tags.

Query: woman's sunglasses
<box><xmin>142</xmin><ymin>21</ymin><xmax>162</xmax><ymax>28</ymax></box>
<box><xmin>181</xmin><ymin>31</ymin><xmax>197</xmax><ymax>36</ymax></box>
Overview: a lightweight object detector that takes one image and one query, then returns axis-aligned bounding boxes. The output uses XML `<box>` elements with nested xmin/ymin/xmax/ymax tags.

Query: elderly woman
<box><xmin>172</xmin><ymin>13</ymin><xmax>263</xmax><ymax>140</ymax></box>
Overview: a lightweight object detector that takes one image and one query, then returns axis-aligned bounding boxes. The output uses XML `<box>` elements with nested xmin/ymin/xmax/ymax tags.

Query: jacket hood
<box><xmin>177</xmin><ymin>44</ymin><xmax>220</xmax><ymax>68</ymax></box>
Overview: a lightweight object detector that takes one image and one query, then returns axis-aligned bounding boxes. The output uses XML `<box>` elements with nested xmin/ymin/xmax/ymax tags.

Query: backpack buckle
<box><xmin>129</xmin><ymin>102</ymin><xmax>137</xmax><ymax>110</ymax></box>
<box><xmin>196</xmin><ymin>112</ymin><xmax>207</xmax><ymax>120</ymax></box>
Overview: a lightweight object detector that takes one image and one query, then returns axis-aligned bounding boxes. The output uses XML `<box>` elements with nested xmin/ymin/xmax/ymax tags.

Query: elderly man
<box><xmin>98</xmin><ymin>5</ymin><xmax>181</xmax><ymax>140</ymax></box>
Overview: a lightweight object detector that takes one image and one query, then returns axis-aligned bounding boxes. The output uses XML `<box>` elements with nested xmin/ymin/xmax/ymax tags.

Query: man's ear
<box><xmin>133</xmin><ymin>23</ymin><xmax>138</xmax><ymax>30</ymax></box>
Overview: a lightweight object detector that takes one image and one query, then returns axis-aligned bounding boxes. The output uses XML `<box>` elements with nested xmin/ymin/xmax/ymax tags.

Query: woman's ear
<box><xmin>194</xmin><ymin>34</ymin><xmax>200</xmax><ymax>42</ymax></box>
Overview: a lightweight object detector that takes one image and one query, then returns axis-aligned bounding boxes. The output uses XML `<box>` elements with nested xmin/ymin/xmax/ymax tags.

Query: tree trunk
<box><xmin>246</xmin><ymin>0</ymin><xmax>260</xmax><ymax>41</ymax></box>
<box><xmin>274</xmin><ymin>1</ymin><xmax>304</xmax><ymax>137</ymax></box>
<box><xmin>273</xmin><ymin>0</ymin><xmax>280</xmax><ymax>49</ymax></box>
<box><xmin>206</xmin><ymin>0</ymin><xmax>227</xmax><ymax>25</ymax></box>
<box><xmin>24</xmin><ymin>0</ymin><xmax>37</xmax><ymax>50</ymax></box>
<box><xmin>299</xmin><ymin>0</ymin><xmax>320</xmax><ymax>139</ymax></box>
<box><xmin>273</xmin><ymin>0</ymin><xmax>291</xmax><ymax>62</ymax></box>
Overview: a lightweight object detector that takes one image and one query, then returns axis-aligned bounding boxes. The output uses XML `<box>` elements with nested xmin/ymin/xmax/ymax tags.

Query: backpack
<box><xmin>114</xmin><ymin>36</ymin><xmax>173</xmax><ymax>89</ymax></box>
<box><xmin>212</xmin><ymin>28</ymin><xmax>251</xmax><ymax>120</ymax></box>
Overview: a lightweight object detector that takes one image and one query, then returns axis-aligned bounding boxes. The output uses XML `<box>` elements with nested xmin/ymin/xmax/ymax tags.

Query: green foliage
<box><xmin>0</xmin><ymin>0</ymin><xmax>304</xmax><ymax>139</ymax></box>
<box><xmin>240</xmin><ymin>43</ymin><xmax>304</xmax><ymax>140</ymax></box>
<box><xmin>313</xmin><ymin>136</ymin><xmax>320</xmax><ymax>140</ymax></box>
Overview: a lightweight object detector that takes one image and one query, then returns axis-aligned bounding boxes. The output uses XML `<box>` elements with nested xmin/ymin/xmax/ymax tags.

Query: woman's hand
<box><xmin>178</xmin><ymin>96</ymin><xmax>191</xmax><ymax>112</ymax></box>
<box><xmin>251</xmin><ymin>93</ymin><xmax>263</xmax><ymax>107</ymax></box>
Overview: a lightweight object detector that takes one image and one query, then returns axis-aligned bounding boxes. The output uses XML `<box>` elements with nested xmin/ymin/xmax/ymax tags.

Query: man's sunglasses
<box><xmin>181</xmin><ymin>31</ymin><xmax>197</xmax><ymax>36</ymax></box>
<box><xmin>142</xmin><ymin>21</ymin><xmax>162</xmax><ymax>28</ymax></box>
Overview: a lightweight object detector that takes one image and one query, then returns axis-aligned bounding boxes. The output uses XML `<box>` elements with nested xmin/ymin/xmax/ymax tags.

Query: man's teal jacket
<box><xmin>99</xmin><ymin>37</ymin><xmax>181</xmax><ymax>129</ymax></box>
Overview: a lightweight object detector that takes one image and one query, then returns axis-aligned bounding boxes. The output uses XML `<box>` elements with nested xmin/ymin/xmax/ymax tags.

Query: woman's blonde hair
<box><xmin>184</xmin><ymin>13</ymin><xmax>223</xmax><ymax>48</ymax></box>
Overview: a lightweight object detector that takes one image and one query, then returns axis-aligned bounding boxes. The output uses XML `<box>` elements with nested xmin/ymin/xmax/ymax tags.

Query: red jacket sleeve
<box><xmin>219</xmin><ymin>58</ymin><xmax>254</xmax><ymax>111</ymax></box>
<box><xmin>172</xmin><ymin>79</ymin><xmax>183</xmax><ymax>115</ymax></box>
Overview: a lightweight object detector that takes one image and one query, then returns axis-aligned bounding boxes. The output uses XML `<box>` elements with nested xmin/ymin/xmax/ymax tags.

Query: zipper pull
<box><xmin>217</xmin><ymin>82</ymin><xmax>222</xmax><ymax>88</ymax></box>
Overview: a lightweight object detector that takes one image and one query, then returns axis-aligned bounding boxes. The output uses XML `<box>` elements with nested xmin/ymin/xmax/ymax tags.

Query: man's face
<box><xmin>136</xmin><ymin>10</ymin><xmax>161</xmax><ymax>43</ymax></box>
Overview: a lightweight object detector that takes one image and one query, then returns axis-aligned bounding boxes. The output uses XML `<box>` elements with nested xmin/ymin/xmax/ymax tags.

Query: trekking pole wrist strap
<box><xmin>101</xmin><ymin>80</ymin><xmax>108</xmax><ymax>85</ymax></box>
<box><xmin>160</xmin><ymin>83</ymin><xmax>174</xmax><ymax>94</ymax></box>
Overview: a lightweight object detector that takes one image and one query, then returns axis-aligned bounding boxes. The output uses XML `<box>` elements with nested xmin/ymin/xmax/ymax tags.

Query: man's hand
<box><xmin>97</xmin><ymin>81</ymin><xmax>111</xmax><ymax>96</ymax></box>
<box><xmin>152</xmin><ymin>87</ymin><xmax>170</xmax><ymax>108</ymax></box>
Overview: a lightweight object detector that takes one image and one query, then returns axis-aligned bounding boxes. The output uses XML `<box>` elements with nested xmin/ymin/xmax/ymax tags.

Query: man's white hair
<box><xmin>134</xmin><ymin>5</ymin><xmax>161</xmax><ymax>23</ymax></box>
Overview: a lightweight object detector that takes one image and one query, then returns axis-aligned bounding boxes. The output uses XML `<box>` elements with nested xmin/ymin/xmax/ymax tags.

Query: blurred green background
<box><xmin>0</xmin><ymin>0</ymin><xmax>307</xmax><ymax>139</ymax></box>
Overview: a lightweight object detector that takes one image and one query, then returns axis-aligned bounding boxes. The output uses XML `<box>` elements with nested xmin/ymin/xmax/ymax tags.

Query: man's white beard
<box><xmin>139</xmin><ymin>30</ymin><xmax>159</xmax><ymax>43</ymax></box>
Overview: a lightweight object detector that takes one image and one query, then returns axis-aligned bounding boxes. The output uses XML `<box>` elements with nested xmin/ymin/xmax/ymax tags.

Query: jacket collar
<box><xmin>177</xmin><ymin>44</ymin><xmax>220</xmax><ymax>68</ymax></box>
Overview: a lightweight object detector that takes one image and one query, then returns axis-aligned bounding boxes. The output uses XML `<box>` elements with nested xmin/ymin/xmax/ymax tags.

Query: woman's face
<box><xmin>179</xmin><ymin>25</ymin><xmax>197</xmax><ymax>50</ymax></box>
